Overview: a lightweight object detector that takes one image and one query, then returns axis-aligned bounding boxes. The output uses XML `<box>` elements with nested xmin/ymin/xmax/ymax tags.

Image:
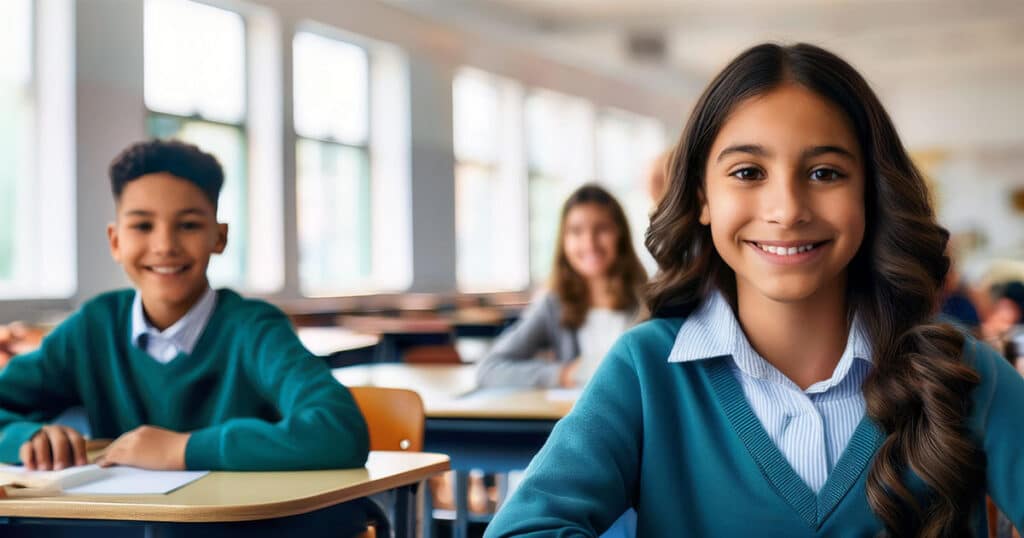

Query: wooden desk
<box><xmin>332</xmin><ymin>364</ymin><xmax>574</xmax><ymax>420</ymax></box>
<box><xmin>333</xmin><ymin>364</ymin><xmax>576</xmax><ymax>538</ymax></box>
<box><xmin>0</xmin><ymin>451</ymin><xmax>449</xmax><ymax>537</ymax></box>
<box><xmin>297</xmin><ymin>327</ymin><xmax>380</xmax><ymax>358</ymax></box>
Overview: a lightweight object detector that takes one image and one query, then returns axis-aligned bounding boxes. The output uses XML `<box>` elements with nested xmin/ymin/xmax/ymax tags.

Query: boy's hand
<box><xmin>19</xmin><ymin>425</ymin><xmax>88</xmax><ymax>470</ymax></box>
<box><xmin>96</xmin><ymin>425</ymin><xmax>189</xmax><ymax>470</ymax></box>
<box><xmin>0</xmin><ymin>322</ymin><xmax>44</xmax><ymax>368</ymax></box>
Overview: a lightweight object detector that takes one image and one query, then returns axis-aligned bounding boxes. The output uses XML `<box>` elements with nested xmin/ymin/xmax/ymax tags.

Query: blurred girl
<box><xmin>477</xmin><ymin>184</ymin><xmax>647</xmax><ymax>389</ymax></box>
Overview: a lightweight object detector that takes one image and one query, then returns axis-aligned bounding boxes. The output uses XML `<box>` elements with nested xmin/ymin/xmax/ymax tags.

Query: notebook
<box><xmin>0</xmin><ymin>464</ymin><xmax>208</xmax><ymax>496</ymax></box>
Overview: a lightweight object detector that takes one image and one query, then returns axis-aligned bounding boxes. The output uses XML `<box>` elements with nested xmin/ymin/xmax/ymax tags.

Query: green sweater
<box><xmin>486</xmin><ymin>318</ymin><xmax>1024</xmax><ymax>537</ymax></box>
<box><xmin>0</xmin><ymin>289</ymin><xmax>369</xmax><ymax>471</ymax></box>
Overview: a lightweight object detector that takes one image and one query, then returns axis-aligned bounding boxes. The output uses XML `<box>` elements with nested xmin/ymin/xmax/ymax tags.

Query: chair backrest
<box><xmin>348</xmin><ymin>386</ymin><xmax>425</xmax><ymax>451</ymax></box>
<box><xmin>402</xmin><ymin>344</ymin><xmax>462</xmax><ymax>364</ymax></box>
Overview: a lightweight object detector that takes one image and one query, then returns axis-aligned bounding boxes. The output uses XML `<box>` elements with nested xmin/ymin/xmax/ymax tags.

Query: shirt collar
<box><xmin>668</xmin><ymin>290</ymin><xmax>872</xmax><ymax>390</ymax></box>
<box><xmin>131</xmin><ymin>287</ymin><xmax>217</xmax><ymax>353</ymax></box>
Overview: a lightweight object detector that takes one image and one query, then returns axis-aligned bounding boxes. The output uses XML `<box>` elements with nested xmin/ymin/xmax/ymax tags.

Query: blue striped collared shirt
<box><xmin>668</xmin><ymin>291</ymin><xmax>873</xmax><ymax>493</ymax></box>
<box><xmin>131</xmin><ymin>287</ymin><xmax>217</xmax><ymax>364</ymax></box>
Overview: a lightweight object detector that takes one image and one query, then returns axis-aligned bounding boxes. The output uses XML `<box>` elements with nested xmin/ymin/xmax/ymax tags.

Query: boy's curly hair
<box><xmin>109</xmin><ymin>139</ymin><xmax>224</xmax><ymax>208</ymax></box>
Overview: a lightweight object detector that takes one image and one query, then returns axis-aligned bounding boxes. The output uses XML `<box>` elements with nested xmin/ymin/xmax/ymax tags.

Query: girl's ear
<box><xmin>699</xmin><ymin>196</ymin><xmax>711</xmax><ymax>225</ymax></box>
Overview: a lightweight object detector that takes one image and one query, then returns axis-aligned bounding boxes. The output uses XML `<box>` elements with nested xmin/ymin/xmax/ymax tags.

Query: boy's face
<box><xmin>108</xmin><ymin>173</ymin><xmax>227</xmax><ymax>318</ymax></box>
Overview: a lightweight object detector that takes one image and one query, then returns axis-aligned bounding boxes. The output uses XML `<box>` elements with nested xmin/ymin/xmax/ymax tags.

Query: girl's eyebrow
<box><xmin>715</xmin><ymin>144</ymin><xmax>857</xmax><ymax>163</ymax></box>
<box><xmin>716</xmin><ymin>144</ymin><xmax>767</xmax><ymax>163</ymax></box>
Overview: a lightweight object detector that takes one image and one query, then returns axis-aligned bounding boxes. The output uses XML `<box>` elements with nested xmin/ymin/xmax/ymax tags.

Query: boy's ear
<box><xmin>213</xmin><ymin>223</ymin><xmax>228</xmax><ymax>254</ymax></box>
<box><xmin>107</xmin><ymin>222</ymin><xmax>122</xmax><ymax>262</ymax></box>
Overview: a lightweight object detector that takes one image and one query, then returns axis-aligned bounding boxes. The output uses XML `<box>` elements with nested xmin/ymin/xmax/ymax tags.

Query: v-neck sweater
<box><xmin>485</xmin><ymin>318</ymin><xmax>1024</xmax><ymax>537</ymax></box>
<box><xmin>0</xmin><ymin>289</ymin><xmax>369</xmax><ymax>471</ymax></box>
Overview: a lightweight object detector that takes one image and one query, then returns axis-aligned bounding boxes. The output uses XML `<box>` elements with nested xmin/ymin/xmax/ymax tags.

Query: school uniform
<box><xmin>485</xmin><ymin>291</ymin><xmax>1024</xmax><ymax>537</ymax></box>
<box><xmin>0</xmin><ymin>288</ymin><xmax>369</xmax><ymax>471</ymax></box>
<box><xmin>476</xmin><ymin>292</ymin><xmax>634</xmax><ymax>388</ymax></box>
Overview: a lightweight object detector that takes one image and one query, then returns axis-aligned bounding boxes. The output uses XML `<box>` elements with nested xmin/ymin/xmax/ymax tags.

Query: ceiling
<box><xmin>390</xmin><ymin>0</ymin><xmax>1024</xmax><ymax>90</ymax></box>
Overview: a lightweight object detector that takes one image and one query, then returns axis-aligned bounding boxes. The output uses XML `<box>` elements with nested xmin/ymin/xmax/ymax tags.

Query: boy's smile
<box><xmin>108</xmin><ymin>172</ymin><xmax>227</xmax><ymax>330</ymax></box>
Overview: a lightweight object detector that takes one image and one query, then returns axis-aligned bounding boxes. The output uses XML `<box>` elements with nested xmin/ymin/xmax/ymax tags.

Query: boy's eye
<box><xmin>810</xmin><ymin>168</ymin><xmax>844</xmax><ymax>182</ymax></box>
<box><xmin>130</xmin><ymin>222</ymin><xmax>153</xmax><ymax>232</ymax></box>
<box><xmin>179</xmin><ymin>221</ymin><xmax>203</xmax><ymax>230</ymax></box>
<box><xmin>730</xmin><ymin>167</ymin><xmax>763</xmax><ymax>181</ymax></box>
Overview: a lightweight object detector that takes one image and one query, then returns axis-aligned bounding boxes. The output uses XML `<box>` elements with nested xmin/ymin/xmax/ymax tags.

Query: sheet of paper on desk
<box><xmin>67</xmin><ymin>467</ymin><xmax>208</xmax><ymax>494</ymax></box>
<box><xmin>0</xmin><ymin>464</ymin><xmax>208</xmax><ymax>495</ymax></box>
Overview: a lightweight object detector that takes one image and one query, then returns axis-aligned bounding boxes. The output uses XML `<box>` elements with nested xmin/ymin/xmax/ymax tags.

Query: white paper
<box><xmin>66</xmin><ymin>467</ymin><xmax>208</xmax><ymax>494</ymax></box>
<box><xmin>0</xmin><ymin>464</ymin><xmax>208</xmax><ymax>495</ymax></box>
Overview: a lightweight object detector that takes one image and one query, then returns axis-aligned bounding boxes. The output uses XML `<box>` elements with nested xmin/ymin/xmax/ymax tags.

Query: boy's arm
<box><xmin>183</xmin><ymin>306</ymin><xmax>369</xmax><ymax>471</ymax></box>
<box><xmin>485</xmin><ymin>336</ymin><xmax>642</xmax><ymax>537</ymax></box>
<box><xmin>0</xmin><ymin>320</ymin><xmax>82</xmax><ymax>463</ymax></box>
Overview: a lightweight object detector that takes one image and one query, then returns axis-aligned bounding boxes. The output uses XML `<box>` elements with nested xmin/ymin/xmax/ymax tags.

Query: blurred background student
<box><xmin>476</xmin><ymin>184</ymin><xmax>647</xmax><ymax>390</ymax></box>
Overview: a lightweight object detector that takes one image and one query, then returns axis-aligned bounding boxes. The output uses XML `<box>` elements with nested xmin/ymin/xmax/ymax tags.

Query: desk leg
<box><xmin>422</xmin><ymin>479</ymin><xmax>434</xmax><ymax>538</ymax></box>
<box><xmin>143</xmin><ymin>525</ymin><xmax>164</xmax><ymax>538</ymax></box>
<box><xmin>393</xmin><ymin>483</ymin><xmax>418</xmax><ymax>538</ymax></box>
<box><xmin>453</xmin><ymin>470</ymin><xmax>469</xmax><ymax>538</ymax></box>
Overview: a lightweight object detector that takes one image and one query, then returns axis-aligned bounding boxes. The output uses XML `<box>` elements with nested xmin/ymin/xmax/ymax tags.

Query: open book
<box><xmin>0</xmin><ymin>464</ymin><xmax>208</xmax><ymax>497</ymax></box>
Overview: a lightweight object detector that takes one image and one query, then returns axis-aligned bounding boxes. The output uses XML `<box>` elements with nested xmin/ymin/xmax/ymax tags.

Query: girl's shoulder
<box><xmin>610</xmin><ymin>317</ymin><xmax>687</xmax><ymax>361</ymax></box>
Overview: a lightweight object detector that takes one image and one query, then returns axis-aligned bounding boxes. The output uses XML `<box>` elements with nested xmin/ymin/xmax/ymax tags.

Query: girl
<box><xmin>485</xmin><ymin>43</ymin><xmax>1024</xmax><ymax>537</ymax></box>
<box><xmin>477</xmin><ymin>184</ymin><xmax>647</xmax><ymax>389</ymax></box>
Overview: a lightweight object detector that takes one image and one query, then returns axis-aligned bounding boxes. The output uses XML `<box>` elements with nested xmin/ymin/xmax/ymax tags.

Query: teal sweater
<box><xmin>0</xmin><ymin>289</ymin><xmax>369</xmax><ymax>471</ymax></box>
<box><xmin>486</xmin><ymin>318</ymin><xmax>1024</xmax><ymax>537</ymax></box>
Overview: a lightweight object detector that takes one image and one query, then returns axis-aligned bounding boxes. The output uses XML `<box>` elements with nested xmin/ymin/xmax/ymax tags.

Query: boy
<box><xmin>0</xmin><ymin>140</ymin><xmax>369</xmax><ymax>473</ymax></box>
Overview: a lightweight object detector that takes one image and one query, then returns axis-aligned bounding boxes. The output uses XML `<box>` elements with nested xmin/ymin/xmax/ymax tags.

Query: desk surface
<box><xmin>333</xmin><ymin>364</ymin><xmax>577</xmax><ymax>421</ymax></box>
<box><xmin>0</xmin><ymin>451</ymin><xmax>449</xmax><ymax>523</ymax></box>
<box><xmin>297</xmin><ymin>327</ymin><xmax>380</xmax><ymax>356</ymax></box>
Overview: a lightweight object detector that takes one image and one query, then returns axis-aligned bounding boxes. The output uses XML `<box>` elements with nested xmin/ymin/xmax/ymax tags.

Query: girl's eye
<box><xmin>810</xmin><ymin>168</ymin><xmax>844</xmax><ymax>182</ymax></box>
<box><xmin>730</xmin><ymin>167</ymin><xmax>763</xmax><ymax>181</ymax></box>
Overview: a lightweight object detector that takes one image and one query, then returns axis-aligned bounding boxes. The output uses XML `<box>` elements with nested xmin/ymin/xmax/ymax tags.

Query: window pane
<box><xmin>144</xmin><ymin>0</ymin><xmax>245</xmax><ymax>123</ymax></box>
<box><xmin>147</xmin><ymin>115</ymin><xmax>249</xmax><ymax>289</ymax></box>
<box><xmin>456</xmin><ymin>163</ymin><xmax>500</xmax><ymax>289</ymax></box>
<box><xmin>0</xmin><ymin>0</ymin><xmax>31</xmax><ymax>87</ymax></box>
<box><xmin>293</xmin><ymin>32</ymin><xmax>368</xmax><ymax>145</ymax></box>
<box><xmin>453</xmin><ymin>70</ymin><xmax>528</xmax><ymax>292</ymax></box>
<box><xmin>453</xmin><ymin>69</ymin><xmax>500</xmax><ymax>164</ymax></box>
<box><xmin>297</xmin><ymin>139</ymin><xmax>372</xmax><ymax>296</ymax></box>
<box><xmin>597</xmin><ymin>110</ymin><xmax>667</xmax><ymax>269</ymax></box>
<box><xmin>0</xmin><ymin>0</ymin><xmax>32</xmax><ymax>285</ymax></box>
<box><xmin>0</xmin><ymin>86</ymin><xmax>31</xmax><ymax>282</ymax></box>
<box><xmin>525</xmin><ymin>89</ymin><xmax>595</xmax><ymax>282</ymax></box>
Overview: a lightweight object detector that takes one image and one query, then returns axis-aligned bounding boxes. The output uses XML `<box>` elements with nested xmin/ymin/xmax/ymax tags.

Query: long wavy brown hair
<box><xmin>645</xmin><ymin>43</ymin><xmax>982</xmax><ymax>537</ymax></box>
<box><xmin>550</xmin><ymin>184</ymin><xmax>647</xmax><ymax>329</ymax></box>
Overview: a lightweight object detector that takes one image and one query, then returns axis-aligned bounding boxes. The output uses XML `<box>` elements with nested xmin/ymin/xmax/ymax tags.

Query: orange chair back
<box><xmin>349</xmin><ymin>386</ymin><xmax>425</xmax><ymax>451</ymax></box>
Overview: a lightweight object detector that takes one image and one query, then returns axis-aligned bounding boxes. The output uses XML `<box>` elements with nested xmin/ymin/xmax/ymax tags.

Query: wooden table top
<box><xmin>0</xmin><ymin>451</ymin><xmax>449</xmax><ymax>523</ymax></box>
<box><xmin>332</xmin><ymin>364</ymin><xmax>577</xmax><ymax>421</ymax></box>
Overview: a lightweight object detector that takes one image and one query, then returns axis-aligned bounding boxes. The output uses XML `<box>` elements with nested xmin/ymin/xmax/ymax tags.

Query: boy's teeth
<box><xmin>757</xmin><ymin>243</ymin><xmax>816</xmax><ymax>256</ymax></box>
<box><xmin>152</xmin><ymin>266</ymin><xmax>184</xmax><ymax>274</ymax></box>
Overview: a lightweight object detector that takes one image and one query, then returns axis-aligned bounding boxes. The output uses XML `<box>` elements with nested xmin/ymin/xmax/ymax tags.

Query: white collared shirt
<box><xmin>668</xmin><ymin>291</ymin><xmax>873</xmax><ymax>492</ymax></box>
<box><xmin>131</xmin><ymin>287</ymin><xmax>218</xmax><ymax>364</ymax></box>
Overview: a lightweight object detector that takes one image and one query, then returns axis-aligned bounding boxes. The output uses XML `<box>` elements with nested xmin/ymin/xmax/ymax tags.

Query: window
<box><xmin>453</xmin><ymin>68</ymin><xmax>529</xmax><ymax>292</ymax></box>
<box><xmin>144</xmin><ymin>0</ymin><xmax>252</xmax><ymax>290</ymax></box>
<box><xmin>0</xmin><ymin>0</ymin><xmax>75</xmax><ymax>299</ymax></box>
<box><xmin>597</xmin><ymin>109</ymin><xmax>667</xmax><ymax>269</ymax></box>
<box><xmin>293</xmin><ymin>32</ymin><xmax>372</xmax><ymax>296</ymax></box>
<box><xmin>525</xmin><ymin>89</ymin><xmax>596</xmax><ymax>282</ymax></box>
<box><xmin>293</xmin><ymin>30</ymin><xmax>411</xmax><ymax>296</ymax></box>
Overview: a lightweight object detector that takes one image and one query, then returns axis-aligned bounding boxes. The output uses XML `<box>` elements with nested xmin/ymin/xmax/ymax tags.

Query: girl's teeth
<box><xmin>757</xmin><ymin>243</ymin><xmax>816</xmax><ymax>256</ymax></box>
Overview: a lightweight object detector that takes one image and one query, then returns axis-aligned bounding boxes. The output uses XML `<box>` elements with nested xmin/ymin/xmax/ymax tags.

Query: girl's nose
<box><xmin>764</xmin><ymin>175</ymin><xmax>811</xmax><ymax>228</ymax></box>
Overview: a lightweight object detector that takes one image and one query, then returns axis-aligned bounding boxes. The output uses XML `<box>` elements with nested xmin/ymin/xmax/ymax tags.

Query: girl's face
<box><xmin>701</xmin><ymin>83</ymin><xmax>866</xmax><ymax>305</ymax></box>
<box><xmin>563</xmin><ymin>203</ymin><xmax>620</xmax><ymax>281</ymax></box>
